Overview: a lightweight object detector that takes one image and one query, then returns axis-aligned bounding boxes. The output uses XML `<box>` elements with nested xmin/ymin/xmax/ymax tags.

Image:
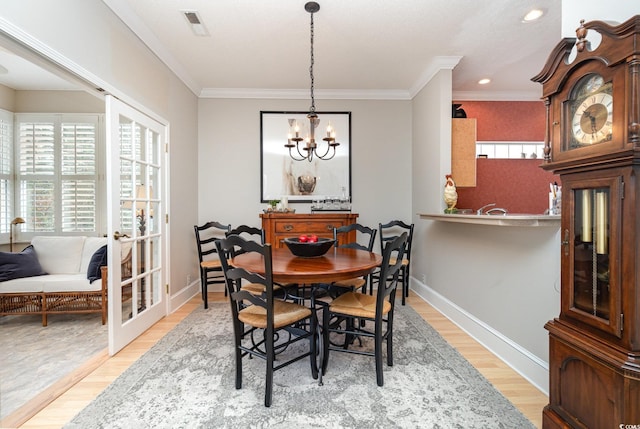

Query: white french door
<box><xmin>106</xmin><ymin>95</ymin><xmax>167</xmax><ymax>355</ymax></box>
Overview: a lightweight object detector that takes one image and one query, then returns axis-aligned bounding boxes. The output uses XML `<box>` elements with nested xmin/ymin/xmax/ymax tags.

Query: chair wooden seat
<box><xmin>240</xmin><ymin>282</ymin><xmax>282</xmax><ymax>296</ymax></box>
<box><xmin>388</xmin><ymin>256</ymin><xmax>409</xmax><ymax>266</ymax></box>
<box><xmin>331</xmin><ymin>277</ymin><xmax>366</xmax><ymax>290</ymax></box>
<box><xmin>239</xmin><ymin>300</ymin><xmax>312</xmax><ymax>329</ymax></box>
<box><xmin>200</xmin><ymin>259</ymin><xmax>222</xmax><ymax>269</ymax></box>
<box><xmin>329</xmin><ymin>292</ymin><xmax>391</xmax><ymax>319</ymax></box>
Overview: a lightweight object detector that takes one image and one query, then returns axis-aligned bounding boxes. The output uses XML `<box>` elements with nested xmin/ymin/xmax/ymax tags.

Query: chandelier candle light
<box><xmin>285</xmin><ymin>1</ymin><xmax>340</xmax><ymax>162</ymax></box>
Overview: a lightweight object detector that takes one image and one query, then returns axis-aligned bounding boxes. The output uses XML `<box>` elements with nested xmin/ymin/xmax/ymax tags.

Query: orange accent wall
<box><xmin>456</xmin><ymin>159</ymin><xmax>559</xmax><ymax>214</ymax></box>
<box><xmin>455</xmin><ymin>101</ymin><xmax>545</xmax><ymax>141</ymax></box>
<box><xmin>452</xmin><ymin>101</ymin><xmax>557</xmax><ymax>214</ymax></box>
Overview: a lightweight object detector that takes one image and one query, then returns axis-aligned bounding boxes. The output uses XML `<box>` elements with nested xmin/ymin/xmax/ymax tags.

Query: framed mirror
<box><xmin>260</xmin><ymin>111</ymin><xmax>351</xmax><ymax>203</ymax></box>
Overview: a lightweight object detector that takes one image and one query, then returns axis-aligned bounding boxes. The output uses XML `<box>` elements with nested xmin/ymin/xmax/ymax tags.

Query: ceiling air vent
<box><xmin>182</xmin><ymin>10</ymin><xmax>209</xmax><ymax>37</ymax></box>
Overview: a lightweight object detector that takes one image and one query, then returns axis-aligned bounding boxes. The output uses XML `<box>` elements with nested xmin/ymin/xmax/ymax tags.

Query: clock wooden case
<box><xmin>532</xmin><ymin>16</ymin><xmax>640</xmax><ymax>428</ymax></box>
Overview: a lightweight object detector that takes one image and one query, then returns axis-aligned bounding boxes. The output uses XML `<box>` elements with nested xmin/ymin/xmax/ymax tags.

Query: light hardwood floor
<box><xmin>16</xmin><ymin>292</ymin><xmax>547</xmax><ymax>428</ymax></box>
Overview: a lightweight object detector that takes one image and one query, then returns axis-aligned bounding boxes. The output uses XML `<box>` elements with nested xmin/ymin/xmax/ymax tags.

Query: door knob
<box><xmin>113</xmin><ymin>231</ymin><xmax>130</xmax><ymax>240</ymax></box>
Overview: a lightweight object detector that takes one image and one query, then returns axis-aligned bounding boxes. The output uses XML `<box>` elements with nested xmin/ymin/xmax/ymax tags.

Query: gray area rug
<box><xmin>0</xmin><ymin>313</ymin><xmax>107</xmax><ymax>419</ymax></box>
<box><xmin>66</xmin><ymin>303</ymin><xmax>534</xmax><ymax>429</ymax></box>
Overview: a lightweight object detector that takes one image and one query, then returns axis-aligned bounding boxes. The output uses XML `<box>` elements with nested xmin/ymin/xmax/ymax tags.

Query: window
<box><xmin>0</xmin><ymin>109</ymin><xmax>14</xmax><ymax>235</ymax></box>
<box><xmin>15</xmin><ymin>113</ymin><xmax>104</xmax><ymax>238</ymax></box>
<box><xmin>476</xmin><ymin>141</ymin><xmax>544</xmax><ymax>159</ymax></box>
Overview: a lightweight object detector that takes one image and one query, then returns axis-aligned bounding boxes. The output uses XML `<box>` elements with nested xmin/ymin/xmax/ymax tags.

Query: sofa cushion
<box><xmin>0</xmin><ymin>275</ymin><xmax>45</xmax><ymax>293</ymax></box>
<box><xmin>0</xmin><ymin>245</ymin><xmax>47</xmax><ymax>282</ymax></box>
<box><xmin>42</xmin><ymin>274</ymin><xmax>102</xmax><ymax>293</ymax></box>
<box><xmin>87</xmin><ymin>245</ymin><xmax>107</xmax><ymax>282</ymax></box>
<box><xmin>79</xmin><ymin>237</ymin><xmax>108</xmax><ymax>273</ymax></box>
<box><xmin>31</xmin><ymin>236</ymin><xmax>86</xmax><ymax>274</ymax></box>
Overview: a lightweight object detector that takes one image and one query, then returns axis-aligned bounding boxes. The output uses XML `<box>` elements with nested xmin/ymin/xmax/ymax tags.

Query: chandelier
<box><xmin>285</xmin><ymin>1</ymin><xmax>339</xmax><ymax>162</ymax></box>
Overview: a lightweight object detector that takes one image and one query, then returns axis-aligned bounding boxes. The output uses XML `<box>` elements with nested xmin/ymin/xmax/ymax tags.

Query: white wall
<box><xmin>410</xmin><ymin>69</ymin><xmax>559</xmax><ymax>393</ymax></box>
<box><xmin>197</xmin><ymin>98</ymin><xmax>413</xmax><ymax>238</ymax></box>
<box><xmin>0</xmin><ymin>83</ymin><xmax>15</xmax><ymax>111</ymax></box>
<box><xmin>0</xmin><ymin>0</ymin><xmax>199</xmax><ymax>302</ymax></box>
<box><xmin>14</xmin><ymin>90</ymin><xmax>104</xmax><ymax>113</ymax></box>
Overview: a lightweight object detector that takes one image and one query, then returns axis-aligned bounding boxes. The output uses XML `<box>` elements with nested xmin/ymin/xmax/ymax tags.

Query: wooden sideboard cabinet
<box><xmin>260</xmin><ymin>212</ymin><xmax>359</xmax><ymax>248</ymax></box>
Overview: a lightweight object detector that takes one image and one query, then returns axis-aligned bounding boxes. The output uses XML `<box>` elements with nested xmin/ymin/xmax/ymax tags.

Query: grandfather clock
<box><xmin>532</xmin><ymin>16</ymin><xmax>640</xmax><ymax>428</ymax></box>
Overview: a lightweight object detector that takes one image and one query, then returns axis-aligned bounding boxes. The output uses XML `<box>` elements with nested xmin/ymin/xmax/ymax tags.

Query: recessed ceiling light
<box><xmin>478</xmin><ymin>78</ymin><xmax>491</xmax><ymax>85</ymax></box>
<box><xmin>523</xmin><ymin>8</ymin><xmax>545</xmax><ymax>22</ymax></box>
<box><xmin>182</xmin><ymin>10</ymin><xmax>210</xmax><ymax>37</ymax></box>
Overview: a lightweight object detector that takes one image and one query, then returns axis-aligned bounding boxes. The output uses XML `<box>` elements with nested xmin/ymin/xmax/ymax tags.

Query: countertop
<box><xmin>419</xmin><ymin>213</ymin><xmax>561</xmax><ymax>227</ymax></box>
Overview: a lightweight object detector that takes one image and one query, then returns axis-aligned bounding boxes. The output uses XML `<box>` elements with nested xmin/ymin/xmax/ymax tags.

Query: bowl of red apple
<box><xmin>283</xmin><ymin>235</ymin><xmax>336</xmax><ymax>257</ymax></box>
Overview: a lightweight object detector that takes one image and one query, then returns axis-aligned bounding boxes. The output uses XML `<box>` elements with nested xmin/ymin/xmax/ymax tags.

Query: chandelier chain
<box><xmin>309</xmin><ymin>11</ymin><xmax>315</xmax><ymax>113</ymax></box>
<box><xmin>285</xmin><ymin>2</ymin><xmax>339</xmax><ymax>163</ymax></box>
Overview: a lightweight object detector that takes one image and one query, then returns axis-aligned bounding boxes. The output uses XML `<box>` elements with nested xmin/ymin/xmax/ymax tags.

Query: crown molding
<box><xmin>199</xmin><ymin>87</ymin><xmax>411</xmax><ymax>100</ymax></box>
<box><xmin>102</xmin><ymin>0</ymin><xmax>202</xmax><ymax>96</ymax></box>
<box><xmin>408</xmin><ymin>56</ymin><xmax>463</xmax><ymax>98</ymax></box>
<box><xmin>453</xmin><ymin>90</ymin><xmax>543</xmax><ymax>101</ymax></box>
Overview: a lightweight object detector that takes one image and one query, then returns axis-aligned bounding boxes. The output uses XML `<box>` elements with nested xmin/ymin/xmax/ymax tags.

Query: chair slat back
<box><xmin>379</xmin><ymin>220</ymin><xmax>414</xmax><ymax>261</ymax></box>
<box><xmin>377</xmin><ymin>232</ymin><xmax>408</xmax><ymax>306</ymax></box>
<box><xmin>194</xmin><ymin>221</ymin><xmax>231</xmax><ymax>262</ymax></box>
<box><xmin>226</xmin><ymin>225</ymin><xmax>265</xmax><ymax>257</ymax></box>
<box><xmin>216</xmin><ymin>235</ymin><xmax>276</xmax><ymax>323</ymax></box>
<box><xmin>333</xmin><ymin>223</ymin><xmax>377</xmax><ymax>252</ymax></box>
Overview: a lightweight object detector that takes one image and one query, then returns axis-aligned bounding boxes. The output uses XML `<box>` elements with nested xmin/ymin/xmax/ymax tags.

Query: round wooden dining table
<box><xmin>231</xmin><ymin>246</ymin><xmax>382</xmax><ymax>285</ymax></box>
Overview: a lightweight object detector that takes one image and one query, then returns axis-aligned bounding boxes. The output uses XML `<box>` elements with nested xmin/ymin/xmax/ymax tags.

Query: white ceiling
<box><xmin>104</xmin><ymin>0</ymin><xmax>562</xmax><ymax>101</ymax></box>
<box><xmin>0</xmin><ymin>1</ymin><xmax>562</xmax><ymax>100</ymax></box>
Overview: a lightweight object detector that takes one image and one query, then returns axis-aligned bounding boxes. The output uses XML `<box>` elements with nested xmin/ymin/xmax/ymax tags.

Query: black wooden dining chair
<box><xmin>226</xmin><ymin>224</ymin><xmax>286</xmax><ymax>297</ymax></box>
<box><xmin>321</xmin><ymin>232</ymin><xmax>407</xmax><ymax>386</ymax></box>
<box><xmin>226</xmin><ymin>224</ymin><xmax>265</xmax><ymax>246</ymax></box>
<box><xmin>330</xmin><ymin>223</ymin><xmax>377</xmax><ymax>297</ymax></box>
<box><xmin>194</xmin><ymin>221</ymin><xmax>230</xmax><ymax>308</ymax></box>
<box><xmin>370</xmin><ymin>220</ymin><xmax>414</xmax><ymax>305</ymax></box>
<box><xmin>216</xmin><ymin>235</ymin><xmax>318</xmax><ymax>407</ymax></box>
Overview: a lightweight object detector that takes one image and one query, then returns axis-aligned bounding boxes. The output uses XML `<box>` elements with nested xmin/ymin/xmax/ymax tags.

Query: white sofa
<box><xmin>0</xmin><ymin>236</ymin><xmax>108</xmax><ymax>326</ymax></box>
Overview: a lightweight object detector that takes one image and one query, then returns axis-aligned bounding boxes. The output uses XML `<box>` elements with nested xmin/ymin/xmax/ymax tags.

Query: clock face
<box><xmin>569</xmin><ymin>74</ymin><xmax>613</xmax><ymax>148</ymax></box>
<box><xmin>572</xmin><ymin>92</ymin><xmax>613</xmax><ymax>145</ymax></box>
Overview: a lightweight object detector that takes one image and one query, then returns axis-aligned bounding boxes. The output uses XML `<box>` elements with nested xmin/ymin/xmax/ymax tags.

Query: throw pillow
<box><xmin>87</xmin><ymin>245</ymin><xmax>108</xmax><ymax>282</ymax></box>
<box><xmin>0</xmin><ymin>245</ymin><xmax>47</xmax><ymax>282</ymax></box>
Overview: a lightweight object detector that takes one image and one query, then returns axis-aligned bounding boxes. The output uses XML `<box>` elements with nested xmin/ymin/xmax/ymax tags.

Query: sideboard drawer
<box><xmin>274</xmin><ymin>220</ymin><xmax>342</xmax><ymax>234</ymax></box>
<box><xmin>261</xmin><ymin>212</ymin><xmax>359</xmax><ymax>249</ymax></box>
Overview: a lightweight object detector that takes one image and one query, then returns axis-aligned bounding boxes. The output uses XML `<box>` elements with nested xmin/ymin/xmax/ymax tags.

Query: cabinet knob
<box><xmin>283</xmin><ymin>224</ymin><xmax>293</xmax><ymax>231</ymax></box>
<box><xmin>326</xmin><ymin>224</ymin><xmax>334</xmax><ymax>230</ymax></box>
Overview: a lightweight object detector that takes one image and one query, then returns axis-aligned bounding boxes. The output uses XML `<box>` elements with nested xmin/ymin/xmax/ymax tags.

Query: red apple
<box><xmin>308</xmin><ymin>234</ymin><xmax>318</xmax><ymax>243</ymax></box>
<box><xmin>298</xmin><ymin>235</ymin><xmax>308</xmax><ymax>242</ymax></box>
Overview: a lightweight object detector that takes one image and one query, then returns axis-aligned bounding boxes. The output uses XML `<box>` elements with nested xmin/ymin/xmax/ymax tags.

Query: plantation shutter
<box><xmin>16</xmin><ymin>114</ymin><xmax>102</xmax><ymax>235</ymax></box>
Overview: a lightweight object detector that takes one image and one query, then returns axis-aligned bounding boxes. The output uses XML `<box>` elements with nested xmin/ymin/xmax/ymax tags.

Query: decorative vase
<box><xmin>443</xmin><ymin>174</ymin><xmax>458</xmax><ymax>213</ymax></box>
<box><xmin>297</xmin><ymin>175</ymin><xmax>316</xmax><ymax>195</ymax></box>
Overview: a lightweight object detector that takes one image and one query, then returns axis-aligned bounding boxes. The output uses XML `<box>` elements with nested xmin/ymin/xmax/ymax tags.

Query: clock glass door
<box><xmin>565</xmin><ymin>174</ymin><xmax>621</xmax><ymax>337</ymax></box>
<box><xmin>573</xmin><ymin>188</ymin><xmax>609</xmax><ymax>318</ymax></box>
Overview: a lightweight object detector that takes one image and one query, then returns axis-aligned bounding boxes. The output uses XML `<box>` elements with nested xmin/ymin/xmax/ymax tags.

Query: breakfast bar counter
<box><xmin>419</xmin><ymin>213</ymin><xmax>560</xmax><ymax>227</ymax></box>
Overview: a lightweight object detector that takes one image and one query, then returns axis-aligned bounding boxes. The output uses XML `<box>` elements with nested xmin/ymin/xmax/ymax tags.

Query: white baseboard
<box><xmin>168</xmin><ymin>280</ymin><xmax>201</xmax><ymax>313</ymax></box>
<box><xmin>410</xmin><ymin>278</ymin><xmax>549</xmax><ymax>395</ymax></box>
<box><xmin>168</xmin><ymin>281</ymin><xmax>226</xmax><ymax>313</ymax></box>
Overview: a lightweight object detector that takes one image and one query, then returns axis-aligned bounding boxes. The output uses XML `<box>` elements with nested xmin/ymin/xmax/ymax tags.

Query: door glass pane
<box><xmin>574</xmin><ymin>187</ymin><xmax>610</xmax><ymax>320</ymax></box>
